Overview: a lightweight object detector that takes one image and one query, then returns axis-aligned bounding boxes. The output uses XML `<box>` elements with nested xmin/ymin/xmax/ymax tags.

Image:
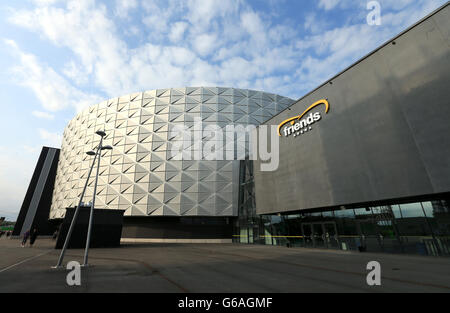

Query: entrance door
<box><xmin>301</xmin><ymin>224</ymin><xmax>314</xmax><ymax>248</ymax></box>
<box><xmin>357</xmin><ymin>220</ymin><xmax>383</xmax><ymax>252</ymax></box>
<box><xmin>302</xmin><ymin>222</ymin><xmax>339</xmax><ymax>249</ymax></box>
<box><xmin>312</xmin><ymin>223</ymin><xmax>326</xmax><ymax>248</ymax></box>
<box><xmin>323</xmin><ymin>222</ymin><xmax>339</xmax><ymax>249</ymax></box>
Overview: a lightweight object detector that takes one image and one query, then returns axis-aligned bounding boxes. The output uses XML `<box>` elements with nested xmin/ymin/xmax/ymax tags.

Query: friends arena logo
<box><xmin>277</xmin><ymin>99</ymin><xmax>330</xmax><ymax>137</ymax></box>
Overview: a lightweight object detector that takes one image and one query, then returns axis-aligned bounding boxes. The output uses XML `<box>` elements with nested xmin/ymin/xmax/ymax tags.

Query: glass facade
<box><xmin>235</xmin><ymin>161</ymin><xmax>450</xmax><ymax>256</ymax></box>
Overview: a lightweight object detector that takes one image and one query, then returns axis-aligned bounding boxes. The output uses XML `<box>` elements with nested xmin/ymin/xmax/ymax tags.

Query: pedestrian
<box><xmin>52</xmin><ymin>228</ymin><xmax>59</xmax><ymax>240</ymax></box>
<box><xmin>30</xmin><ymin>228</ymin><xmax>39</xmax><ymax>247</ymax></box>
<box><xmin>22</xmin><ymin>229</ymin><xmax>30</xmax><ymax>247</ymax></box>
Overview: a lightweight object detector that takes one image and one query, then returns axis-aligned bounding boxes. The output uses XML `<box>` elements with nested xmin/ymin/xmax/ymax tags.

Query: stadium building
<box><xmin>14</xmin><ymin>3</ymin><xmax>450</xmax><ymax>255</ymax></box>
<box><xmin>237</xmin><ymin>3</ymin><xmax>450</xmax><ymax>256</ymax></box>
<box><xmin>49</xmin><ymin>87</ymin><xmax>294</xmax><ymax>242</ymax></box>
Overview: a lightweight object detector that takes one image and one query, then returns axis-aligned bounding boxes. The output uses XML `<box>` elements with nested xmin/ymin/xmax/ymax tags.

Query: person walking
<box><xmin>29</xmin><ymin>228</ymin><xmax>39</xmax><ymax>247</ymax></box>
<box><xmin>52</xmin><ymin>227</ymin><xmax>59</xmax><ymax>240</ymax></box>
<box><xmin>21</xmin><ymin>229</ymin><xmax>30</xmax><ymax>247</ymax></box>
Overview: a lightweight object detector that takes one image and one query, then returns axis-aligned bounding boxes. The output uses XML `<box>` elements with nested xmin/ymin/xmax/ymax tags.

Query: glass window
<box><xmin>248</xmin><ymin>228</ymin><xmax>254</xmax><ymax>244</ymax></box>
<box><xmin>271</xmin><ymin>215</ymin><xmax>287</xmax><ymax>237</ymax></box>
<box><xmin>397</xmin><ymin>202</ymin><xmax>431</xmax><ymax>237</ymax></box>
<box><xmin>334</xmin><ymin>209</ymin><xmax>357</xmax><ymax>236</ymax></box>
<box><xmin>334</xmin><ymin>209</ymin><xmax>355</xmax><ymax>219</ymax></box>
<box><xmin>399</xmin><ymin>203</ymin><xmax>425</xmax><ymax>218</ymax></box>
<box><xmin>271</xmin><ymin>215</ymin><xmax>282</xmax><ymax>224</ymax></box>
<box><xmin>395</xmin><ymin>201</ymin><xmax>442</xmax><ymax>255</ymax></box>
<box><xmin>371</xmin><ymin>206</ymin><xmax>396</xmax><ymax>226</ymax></box>
<box><xmin>422</xmin><ymin>201</ymin><xmax>435</xmax><ymax>218</ymax></box>
<box><xmin>422</xmin><ymin>201</ymin><xmax>450</xmax><ymax>237</ymax></box>
<box><xmin>239</xmin><ymin>228</ymin><xmax>248</xmax><ymax>244</ymax></box>
<box><xmin>354</xmin><ymin>208</ymin><xmax>372</xmax><ymax>218</ymax></box>
<box><xmin>371</xmin><ymin>206</ymin><xmax>394</xmax><ymax>218</ymax></box>
<box><xmin>391</xmin><ymin>205</ymin><xmax>402</xmax><ymax>219</ymax></box>
<box><xmin>301</xmin><ymin>212</ymin><xmax>322</xmax><ymax>223</ymax></box>
<box><xmin>286</xmin><ymin>215</ymin><xmax>302</xmax><ymax>237</ymax></box>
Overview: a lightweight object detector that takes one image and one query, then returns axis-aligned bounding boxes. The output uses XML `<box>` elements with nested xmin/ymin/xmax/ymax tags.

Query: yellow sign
<box><xmin>277</xmin><ymin>99</ymin><xmax>330</xmax><ymax>137</ymax></box>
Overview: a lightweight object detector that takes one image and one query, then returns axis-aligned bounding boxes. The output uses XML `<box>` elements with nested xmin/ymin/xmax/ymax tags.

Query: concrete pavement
<box><xmin>0</xmin><ymin>237</ymin><xmax>449</xmax><ymax>293</ymax></box>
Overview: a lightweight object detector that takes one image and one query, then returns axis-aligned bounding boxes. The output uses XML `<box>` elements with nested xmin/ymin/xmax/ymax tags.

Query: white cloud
<box><xmin>142</xmin><ymin>1</ymin><xmax>186</xmax><ymax>40</ymax></box>
<box><xmin>9</xmin><ymin>0</ymin><xmax>131</xmax><ymax>95</ymax></box>
<box><xmin>380</xmin><ymin>0</ymin><xmax>416</xmax><ymax>11</ymax></box>
<box><xmin>7</xmin><ymin>0</ymin><xmax>301</xmax><ymax>97</ymax></box>
<box><xmin>0</xmin><ymin>146</ymin><xmax>39</xmax><ymax>221</ymax></box>
<box><xmin>318</xmin><ymin>0</ymin><xmax>342</xmax><ymax>11</ymax></box>
<box><xmin>240</xmin><ymin>10</ymin><xmax>267</xmax><ymax>47</ymax></box>
<box><xmin>143</xmin><ymin>14</ymin><xmax>168</xmax><ymax>36</ymax></box>
<box><xmin>63</xmin><ymin>60</ymin><xmax>89</xmax><ymax>86</ymax></box>
<box><xmin>38</xmin><ymin>128</ymin><xmax>62</xmax><ymax>148</ymax></box>
<box><xmin>23</xmin><ymin>145</ymin><xmax>41</xmax><ymax>154</ymax></box>
<box><xmin>169</xmin><ymin>21</ymin><xmax>188</xmax><ymax>43</ymax></box>
<box><xmin>241</xmin><ymin>11</ymin><xmax>264</xmax><ymax>34</ymax></box>
<box><xmin>32</xmin><ymin>110</ymin><xmax>55</xmax><ymax>120</ymax></box>
<box><xmin>115</xmin><ymin>0</ymin><xmax>138</xmax><ymax>18</ymax></box>
<box><xmin>294</xmin><ymin>0</ymin><xmax>444</xmax><ymax>93</ymax></box>
<box><xmin>317</xmin><ymin>0</ymin><xmax>366</xmax><ymax>12</ymax></box>
<box><xmin>185</xmin><ymin>0</ymin><xmax>240</xmax><ymax>30</ymax></box>
<box><xmin>7</xmin><ymin>0</ymin><xmax>447</xmax><ymax>104</ymax></box>
<box><xmin>193</xmin><ymin>33</ymin><xmax>219</xmax><ymax>56</ymax></box>
<box><xmin>5</xmin><ymin>39</ymin><xmax>102</xmax><ymax>113</ymax></box>
<box><xmin>32</xmin><ymin>0</ymin><xmax>61</xmax><ymax>6</ymax></box>
<box><xmin>304</xmin><ymin>13</ymin><xmax>322</xmax><ymax>34</ymax></box>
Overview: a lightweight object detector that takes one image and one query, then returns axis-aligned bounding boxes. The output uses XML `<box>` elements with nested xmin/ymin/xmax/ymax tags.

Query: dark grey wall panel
<box><xmin>13</xmin><ymin>147</ymin><xmax>60</xmax><ymax>236</ymax></box>
<box><xmin>122</xmin><ymin>217</ymin><xmax>232</xmax><ymax>239</ymax></box>
<box><xmin>255</xmin><ymin>4</ymin><xmax>450</xmax><ymax>215</ymax></box>
<box><xmin>55</xmin><ymin>207</ymin><xmax>124</xmax><ymax>249</ymax></box>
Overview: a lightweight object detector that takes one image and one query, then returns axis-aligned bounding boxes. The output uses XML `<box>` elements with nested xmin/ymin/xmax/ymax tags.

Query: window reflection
<box><xmin>234</xmin><ymin>197</ymin><xmax>450</xmax><ymax>256</ymax></box>
<box><xmin>391</xmin><ymin>205</ymin><xmax>402</xmax><ymax>219</ymax></box>
<box><xmin>397</xmin><ymin>203</ymin><xmax>430</xmax><ymax>236</ymax></box>
<box><xmin>354</xmin><ymin>208</ymin><xmax>371</xmax><ymax>217</ymax></box>
<box><xmin>334</xmin><ymin>209</ymin><xmax>357</xmax><ymax>237</ymax></box>
<box><xmin>399</xmin><ymin>203</ymin><xmax>425</xmax><ymax>218</ymax></box>
<box><xmin>423</xmin><ymin>201</ymin><xmax>450</xmax><ymax>237</ymax></box>
<box><xmin>334</xmin><ymin>209</ymin><xmax>355</xmax><ymax>219</ymax></box>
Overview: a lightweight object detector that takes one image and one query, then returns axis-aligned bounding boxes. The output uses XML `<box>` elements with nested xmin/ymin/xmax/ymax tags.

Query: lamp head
<box><xmin>101</xmin><ymin>145</ymin><xmax>113</xmax><ymax>150</ymax></box>
<box><xmin>96</xmin><ymin>130</ymin><xmax>106</xmax><ymax>137</ymax></box>
<box><xmin>86</xmin><ymin>151</ymin><xmax>96</xmax><ymax>156</ymax></box>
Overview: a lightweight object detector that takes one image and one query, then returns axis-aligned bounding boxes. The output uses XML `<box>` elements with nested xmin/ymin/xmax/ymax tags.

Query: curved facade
<box><xmin>50</xmin><ymin>87</ymin><xmax>294</xmax><ymax>219</ymax></box>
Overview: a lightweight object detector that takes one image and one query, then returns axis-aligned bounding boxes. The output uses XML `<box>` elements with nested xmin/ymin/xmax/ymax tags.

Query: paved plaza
<box><xmin>0</xmin><ymin>237</ymin><xmax>449</xmax><ymax>293</ymax></box>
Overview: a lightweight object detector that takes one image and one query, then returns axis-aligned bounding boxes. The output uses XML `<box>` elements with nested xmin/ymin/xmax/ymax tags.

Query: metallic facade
<box><xmin>50</xmin><ymin>87</ymin><xmax>294</xmax><ymax>219</ymax></box>
<box><xmin>13</xmin><ymin>147</ymin><xmax>60</xmax><ymax>236</ymax></box>
<box><xmin>254</xmin><ymin>4</ymin><xmax>450</xmax><ymax>215</ymax></box>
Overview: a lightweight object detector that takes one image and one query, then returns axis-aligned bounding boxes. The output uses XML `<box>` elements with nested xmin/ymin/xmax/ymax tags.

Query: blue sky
<box><xmin>0</xmin><ymin>0</ymin><xmax>446</xmax><ymax>221</ymax></box>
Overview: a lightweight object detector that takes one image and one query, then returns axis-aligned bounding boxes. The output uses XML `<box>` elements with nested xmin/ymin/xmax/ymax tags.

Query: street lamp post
<box><xmin>83</xmin><ymin>131</ymin><xmax>112</xmax><ymax>266</ymax></box>
<box><xmin>54</xmin><ymin>130</ymin><xmax>112</xmax><ymax>268</ymax></box>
